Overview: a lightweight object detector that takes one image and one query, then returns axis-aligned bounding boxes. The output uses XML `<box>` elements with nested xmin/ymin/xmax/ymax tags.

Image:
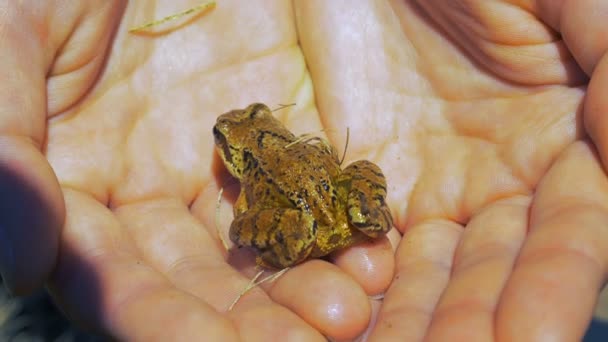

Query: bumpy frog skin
<box><xmin>213</xmin><ymin>103</ymin><xmax>393</xmax><ymax>268</ymax></box>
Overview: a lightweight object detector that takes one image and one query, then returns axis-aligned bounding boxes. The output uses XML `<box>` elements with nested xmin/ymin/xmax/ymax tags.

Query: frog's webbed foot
<box><xmin>229</xmin><ymin>208</ymin><xmax>317</xmax><ymax>269</ymax></box>
<box><xmin>339</xmin><ymin>160</ymin><xmax>393</xmax><ymax>238</ymax></box>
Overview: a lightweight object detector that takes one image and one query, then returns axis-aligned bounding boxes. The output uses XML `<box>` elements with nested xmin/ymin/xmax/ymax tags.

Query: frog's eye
<box><xmin>246</xmin><ymin>103</ymin><xmax>270</xmax><ymax>119</ymax></box>
<box><xmin>212</xmin><ymin>125</ymin><xmax>223</xmax><ymax>144</ymax></box>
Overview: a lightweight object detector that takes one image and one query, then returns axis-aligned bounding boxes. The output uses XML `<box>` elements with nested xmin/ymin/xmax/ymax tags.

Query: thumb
<box><xmin>0</xmin><ymin>5</ymin><xmax>65</xmax><ymax>294</ymax></box>
<box><xmin>0</xmin><ymin>139</ymin><xmax>64</xmax><ymax>295</ymax></box>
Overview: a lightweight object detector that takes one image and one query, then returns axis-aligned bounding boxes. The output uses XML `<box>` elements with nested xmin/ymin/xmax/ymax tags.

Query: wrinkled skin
<box><xmin>1</xmin><ymin>0</ymin><xmax>608</xmax><ymax>341</ymax></box>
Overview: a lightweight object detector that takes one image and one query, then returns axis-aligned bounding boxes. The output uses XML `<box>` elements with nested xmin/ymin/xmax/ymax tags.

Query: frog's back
<box><xmin>249</xmin><ymin>141</ymin><xmax>341</xmax><ymax>218</ymax></box>
<box><xmin>272</xmin><ymin>143</ymin><xmax>340</xmax><ymax>216</ymax></box>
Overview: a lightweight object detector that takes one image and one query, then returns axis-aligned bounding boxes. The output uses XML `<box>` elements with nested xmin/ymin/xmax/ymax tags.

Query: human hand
<box><xmin>0</xmin><ymin>1</ymin><xmax>398</xmax><ymax>340</ymax></box>
<box><xmin>293</xmin><ymin>1</ymin><xmax>608</xmax><ymax>340</ymax></box>
<box><xmin>4</xmin><ymin>1</ymin><xmax>607</xmax><ymax>341</ymax></box>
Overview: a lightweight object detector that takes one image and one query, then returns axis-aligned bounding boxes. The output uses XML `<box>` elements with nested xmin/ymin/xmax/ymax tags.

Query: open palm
<box><xmin>2</xmin><ymin>1</ymin><xmax>608</xmax><ymax>341</ymax></box>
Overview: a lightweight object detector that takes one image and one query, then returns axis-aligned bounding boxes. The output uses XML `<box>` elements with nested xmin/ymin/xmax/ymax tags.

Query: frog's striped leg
<box><xmin>229</xmin><ymin>208</ymin><xmax>317</xmax><ymax>269</ymax></box>
<box><xmin>338</xmin><ymin>160</ymin><xmax>393</xmax><ymax>238</ymax></box>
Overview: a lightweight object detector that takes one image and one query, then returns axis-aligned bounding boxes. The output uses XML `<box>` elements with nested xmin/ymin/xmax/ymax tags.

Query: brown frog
<box><xmin>213</xmin><ymin>103</ymin><xmax>393</xmax><ymax>269</ymax></box>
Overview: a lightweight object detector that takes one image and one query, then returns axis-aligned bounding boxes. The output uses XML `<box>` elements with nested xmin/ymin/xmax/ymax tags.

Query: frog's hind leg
<box><xmin>229</xmin><ymin>208</ymin><xmax>317</xmax><ymax>268</ymax></box>
<box><xmin>338</xmin><ymin>160</ymin><xmax>393</xmax><ymax>238</ymax></box>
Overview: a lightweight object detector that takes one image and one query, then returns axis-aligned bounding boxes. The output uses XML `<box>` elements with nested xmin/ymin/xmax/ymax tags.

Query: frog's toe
<box><xmin>255</xmin><ymin>255</ymin><xmax>283</xmax><ymax>270</ymax></box>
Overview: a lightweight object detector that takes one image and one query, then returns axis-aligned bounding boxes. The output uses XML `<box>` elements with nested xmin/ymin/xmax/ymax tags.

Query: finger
<box><xmin>0</xmin><ymin>138</ymin><xmax>64</xmax><ymax>294</ymax></box>
<box><xmin>368</xmin><ymin>220</ymin><xmax>462</xmax><ymax>341</ymax></box>
<box><xmin>0</xmin><ymin>4</ymin><xmax>64</xmax><ymax>293</ymax></box>
<box><xmin>267</xmin><ymin>260</ymin><xmax>371</xmax><ymax>341</ymax></box>
<box><xmin>584</xmin><ymin>54</ymin><xmax>608</xmax><ymax>169</ymax></box>
<box><xmin>331</xmin><ymin>228</ymin><xmax>397</xmax><ymax>296</ymax></box>
<box><xmin>496</xmin><ymin>141</ymin><xmax>608</xmax><ymax>340</ymax></box>
<box><xmin>48</xmin><ymin>189</ymin><xmax>238</xmax><ymax>341</ymax></box>
<box><xmin>356</xmin><ymin>296</ymin><xmax>384</xmax><ymax>341</ymax></box>
<box><xmin>425</xmin><ymin>196</ymin><xmax>530</xmax><ymax>340</ymax></box>
<box><xmin>416</xmin><ymin>0</ymin><xmax>586</xmax><ymax>85</ymax></box>
<box><xmin>113</xmin><ymin>199</ymin><xmax>325</xmax><ymax>341</ymax></box>
<box><xmin>539</xmin><ymin>0</ymin><xmax>608</xmax><ymax>75</ymax></box>
<box><xmin>555</xmin><ymin>0</ymin><xmax>608</xmax><ymax>169</ymax></box>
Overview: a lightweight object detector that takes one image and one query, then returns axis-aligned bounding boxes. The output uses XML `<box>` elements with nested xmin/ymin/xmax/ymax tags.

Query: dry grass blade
<box><xmin>271</xmin><ymin>103</ymin><xmax>296</xmax><ymax>112</ymax></box>
<box><xmin>227</xmin><ymin>268</ymin><xmax>290</xmax><ymax>311</ymax></box>
<box><xmin>129</xmin><ymin>1</ymin><xmax>216</xmax><ymax>33</ymax></box>
<box><xmin>339</xmin><ymin>127</ymin><xmax>349</xmax><ymax>166</ymax></box>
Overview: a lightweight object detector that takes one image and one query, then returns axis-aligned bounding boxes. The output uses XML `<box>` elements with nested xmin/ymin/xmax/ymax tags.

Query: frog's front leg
<box><xmin>338</xmin><ymin>160</ymin><xmax>393</xmax><ymax>238</ymax></box>
<box><xmin>229</xmin><ymin>207</ymin><xmax>317</xmax><ymax>268</ymax></box>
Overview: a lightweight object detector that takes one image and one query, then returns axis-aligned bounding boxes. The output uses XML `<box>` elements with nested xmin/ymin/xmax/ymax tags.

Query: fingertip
<box><xmin>585</xmin><ymin>54</ymin><xmax>608</xmax><ymax>168</ymax></box>
<box><xmin>269</xmin><ymin>260</ymin><xmax>371</xmax><ymax>340</ymax></box>
<box><xmin>332</xmin><ymin>235</ymin><xmax>395</xmax><ymax>296</ymax></box>
<box><xmin>0</xmin><ymin>136</ymin><xmax>64</xmax><ymax>294</ymax></box>
<box><xmin>560</xmin><ymin>0</ymin><xmax>608</xmax><ymax>75</ymax></box>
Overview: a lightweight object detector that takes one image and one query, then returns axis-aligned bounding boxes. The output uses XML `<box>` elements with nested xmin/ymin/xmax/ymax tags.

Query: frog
<box><xmin>213</xmin><ymin>103</ymin><xmax>393</xmax><ymax>269</ymax></box>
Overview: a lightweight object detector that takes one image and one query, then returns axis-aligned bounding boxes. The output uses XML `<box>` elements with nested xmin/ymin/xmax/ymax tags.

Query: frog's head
<box><xmin>213</xmin><ymin>103</ymin><xmax>272</xmax><ymax>178</ymax></box>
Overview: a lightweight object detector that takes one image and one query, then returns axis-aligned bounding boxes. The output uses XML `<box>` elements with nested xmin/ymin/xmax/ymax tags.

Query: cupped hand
<box><xmin>293</xmin><ymin>1</ymin><xmax>608</xmax><ymax>340</ymax></box>
<box><xmin>3</xmin><ymin>0</ymin><xmax>608</xmax><ymax>341</ymax></box>
<box><xmin>0</xmin><ymin>1</ymin><xmax>397</xmax><ymax>341</ymax></box>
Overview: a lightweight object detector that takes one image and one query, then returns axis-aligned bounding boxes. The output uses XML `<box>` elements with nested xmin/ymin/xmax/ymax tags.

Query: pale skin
<box><xmin>1</xmin><ymin>0</ymin><xmax>608</xmax><ymax>341</ymax></box>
